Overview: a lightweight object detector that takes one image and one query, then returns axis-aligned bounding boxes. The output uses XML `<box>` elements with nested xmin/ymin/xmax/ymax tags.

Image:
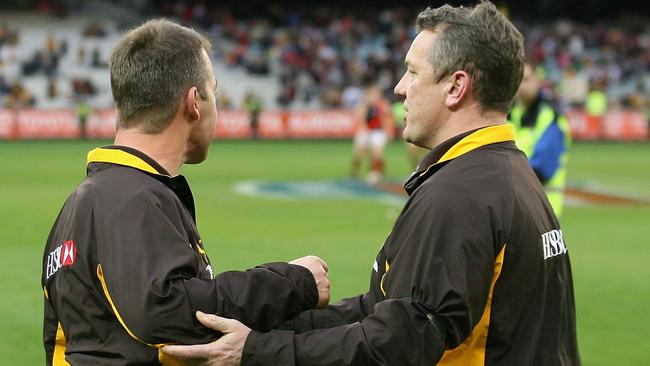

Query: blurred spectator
<box><xmin>77</xmin><ymin>45</ymin><xmax>86</xmax><ymax>64</ymax></box>
<box><xmin>585</xmin><ymin>79</ymin><xmax>609</xmax><ymax>138</ymax></box>
<box><xmin>91</xmin><ymin>47</ymin><xmax>106</xmax><ymax>68</ymax></box>
<box><xmin>4</xmin><ymin>81</ymin><xmax>36</xmax><ymax>108</ymax></box>
<box><xmin>76</xmin><ymin>99</ymin><xmax>91</xmax><ymax>139</ymax></box>
<box><xmin>47</xmin><ymin>77</ymin><xmax>58</xmax><ymax>99</ymax></box>
<box><xmin>83</xmin><ymin>22</ymin><xmax>107</xmax><ymax>38</ymax></box>
<box><xmin>218</xmin><ymin>92</ymin><xmax>233</xmax><ymax>109</ymax></box>
<box><xmin>243</xmin><ymin>91</ymin><xmax>263</xmax><ymax>139</ymax></box>
<box><xmin>0</xmin><ymin>75</ymin><xmax>11</xmax><ymax>95</ymax></box>
<box><xmin>509</xmin><ymin>63</ymin><xmax>572</xmax><ymax>218</ymax></box>
<box><xmin>71</xmin><ymin>78</ymin><xmax>96</xmax><ymax>98</ymax></box>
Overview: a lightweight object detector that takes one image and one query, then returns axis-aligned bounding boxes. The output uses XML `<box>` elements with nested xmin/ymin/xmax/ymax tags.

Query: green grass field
<box><xmin>1</xmin><ymin>139</ymin><xmax>648</xmax><ymax>364</ymax></box>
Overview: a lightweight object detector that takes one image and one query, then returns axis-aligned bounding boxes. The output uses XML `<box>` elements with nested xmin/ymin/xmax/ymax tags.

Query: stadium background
<box><xmin>0</xmin><ymin>0</ymin><xmax>648</xmax><ymax>364</ymax></box>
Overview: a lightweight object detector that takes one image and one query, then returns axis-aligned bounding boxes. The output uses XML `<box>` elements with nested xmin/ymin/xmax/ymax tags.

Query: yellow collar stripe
<box><xmin>417</xmin><ymin>124</ymin><xmax>515</xmax><ymax>178</ymax></box>
<box><xmin>436</xmin><ymin>124</ymin><xmax>515</xmax><ymax>165</ymax></box>
<box><xmin>87</xmin><ymin>148</ymin><xmax>161</xmax><ymax>175</ymax></box>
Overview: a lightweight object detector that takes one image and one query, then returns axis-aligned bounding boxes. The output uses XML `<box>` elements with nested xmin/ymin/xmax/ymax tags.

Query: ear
<box><xmin>184</xmin><ymin>86</ymin><xmax>201</xmax><ymax>122</ymax></box>
<box><xmin>445</xmin><ymin>71</ymin><xmax>471</xmax><ymax>109</ymax></box>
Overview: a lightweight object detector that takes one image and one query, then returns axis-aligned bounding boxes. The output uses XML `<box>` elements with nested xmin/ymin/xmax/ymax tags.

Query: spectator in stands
<box><xmin>47</xmin><ymin>77</ymin><xmax>58</xmax><ymax>99</ymax></box>
<box><xmin>76</xmin><ymin>99</ymin><xmax>91</xmax><ymax>139</ymax></box>
<box><xmin>83</xmin><ymin>21</ymin><xmax>107</xmax><ymax>38</ymax></box>
<box><xmin>218</xmin><ymin>92</ymin><xmax>233</xmax><ymax>109</ymax></box>
<box><xmin>508</xmin><ymin>62</ymin><xmax>572</xmax><ymax>218</ymax></box>
<box><xmin>91</xmin><ymin>47</ymin><xmax>105</xmax><ymax>68</ymax></box>
<box><xmin>0</xmin><ymin>75</ymin><xmax>10</xmax><ymax>95</ymax></box>
<box><xmin>71</xmin><ymin>77</ymin><xmax>97</xmax><ymax>97</ymax></box>
<box><xmin>585</xmin><ymin>78</ymin><xmax>609</xmax><ymax>138</ymax></box>
<box><xmin>77</xmin><ymin>45</ymin><xmax>86</xmax><ymax>64</ymax></box>
<box><xmin>243</xmin><ymin>91</ymin><xmax>263</xmax><ymax>139</ymax></box>
<box><xmin>5</xmin><ymin>81</ymin><xmax>36</xmax><ymax>108</ymax></box>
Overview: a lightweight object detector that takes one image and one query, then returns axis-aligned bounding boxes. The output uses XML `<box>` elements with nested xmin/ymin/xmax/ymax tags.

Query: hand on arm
<box><xmin>163</xmin><ymin>311</ymin><xmax>250</xmax><ymax>366</ymax></box>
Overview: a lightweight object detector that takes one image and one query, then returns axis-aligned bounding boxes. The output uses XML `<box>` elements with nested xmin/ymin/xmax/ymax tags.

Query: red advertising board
<box><xmin>215</xmin><ymin>110</ymin><xmax>251</xmax><ymax>139</ymax></box>
<box><xmin>0</xmin><ymin>108</ymin><xmax>646</xmax><ymax>141</ymax></box>
<box><xmin>286</xmin><ymin>110</ymin><xmax>356</xmax><ymax>138</ymax></box>
<box><xmin>88</xmin><ymin>109</ymin><xmax>117</xmax><ymax>138</ymax></box>
<box><xmin>0</xmin><ymin>110</ymin><xmax>15</xmax><ymax>139</ymax></box>
<box><xmin>566</xmin><ymin>109</ymin><xmax>648</xmax><ymax>141</ymax></box>
<box><xmin>16</xmin><ymin>109</ymin><xmax>78</xmax><ymax>138</ymax></box>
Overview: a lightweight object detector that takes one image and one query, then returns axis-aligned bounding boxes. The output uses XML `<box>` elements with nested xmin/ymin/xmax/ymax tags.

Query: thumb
<box><xmin>195</xmin><ymin>311</ymin><xmax>234</xmax><ymax>333</ymax></box>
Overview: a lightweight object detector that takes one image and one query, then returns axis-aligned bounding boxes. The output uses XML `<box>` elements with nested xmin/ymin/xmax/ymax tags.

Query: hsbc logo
<box><xmin>542</xmin><ymin>230</ymin><xmax>568</xmax><ymax>260</ymax></box>
<box><xmin>46</xmin><ymin>240</ymin><xmax>77</xmax><ymax>279</ymax></box>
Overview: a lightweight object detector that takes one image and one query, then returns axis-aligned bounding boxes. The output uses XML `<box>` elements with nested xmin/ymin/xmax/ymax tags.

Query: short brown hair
<box><xmin>416</xmin><ymin>1</ymin><xmax>524</xmax><ymax>113</ymax></box>
<box><xmin>109</xmin><ymin>19</ymin><xmax>212</xmax><ymax>133</ymax></box>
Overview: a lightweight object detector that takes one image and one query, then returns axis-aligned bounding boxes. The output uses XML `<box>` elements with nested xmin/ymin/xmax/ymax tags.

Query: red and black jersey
<box><xmin>242</xmin><ymin>125</ymin><xmax>580</xmax><ymax>366</ymax></box>
<box><xmin>365</xmin><ymin>104</ymin><xmax>384</xmax><ymax>130</ymax></box>
<box><xmin>42</xmin><ymin>145</ymin><xmax>317</xmax><ymax>365</ymax></box>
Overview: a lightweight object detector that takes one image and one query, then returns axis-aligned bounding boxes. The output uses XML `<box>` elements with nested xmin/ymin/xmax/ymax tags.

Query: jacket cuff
<box><xmin>242</xmin><ymin>330</ymin><xmax>294</xmax><ymax>366</ymax></box>
<box><xmin>258</xmin><ymin>262</ymin><xmax>318</xmax><ymax>311</ymax></box>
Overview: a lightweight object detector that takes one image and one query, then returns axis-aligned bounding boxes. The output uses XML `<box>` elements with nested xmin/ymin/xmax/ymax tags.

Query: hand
<box><xmin>289</xmin><ymin>255</ymin><xmax>330</xmax><ymax>308</ymax></box>
<box><xmin>162</xmin><ymin>311</ymin><xmax>251</xmax><ymax>366</ymax></box>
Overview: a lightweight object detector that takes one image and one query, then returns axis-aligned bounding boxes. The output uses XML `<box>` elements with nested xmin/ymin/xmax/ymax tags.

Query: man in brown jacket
<box><xmin>42</xmin><ymin>19</ymin><xmax>330</xmax><ymax>366</ymax></box>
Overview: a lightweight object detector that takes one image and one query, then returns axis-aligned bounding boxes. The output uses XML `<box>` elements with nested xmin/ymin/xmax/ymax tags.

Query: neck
<box><xmin>114</xmin><ymin>124</ymin><xmax>187</xmax><ymax>176</ymax></box>
<box><xmin>428</xmin><ymin>104</ymin><xmax>507</xmax><ymax>149</ymax></box>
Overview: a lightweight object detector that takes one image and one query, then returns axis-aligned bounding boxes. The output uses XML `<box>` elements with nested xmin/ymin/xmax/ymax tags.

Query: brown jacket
<box><xmin>243</xmin><ymin>125</ymin><xmax>580</xmax><ymax>366</ymax></box>
<box><xmin>42</xmin><ymin>145</ymin><xmax>317</xmax><ymax>365</ymax></box>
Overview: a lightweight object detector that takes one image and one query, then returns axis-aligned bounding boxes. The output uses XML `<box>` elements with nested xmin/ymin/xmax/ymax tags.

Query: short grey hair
<box><xmin>109</xmin><ymin>19</ymin><xmax>212</xmax><ymax>133</ymax></box>
<box><xmin>416</xmin><ymin>1</ymin><xmax>524</xmax><ymax>113</ymax></box>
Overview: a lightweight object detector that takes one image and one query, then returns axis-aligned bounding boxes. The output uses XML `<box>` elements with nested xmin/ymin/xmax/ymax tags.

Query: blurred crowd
<box><xmin>0</xmin><ymin>18</ymin><xmax>107</xmax><ymax>109</ymax></box>
<box><xmin>0</xmin><ymin>2</ymin><xmax>648</xmax><ymax>117</ymax></box>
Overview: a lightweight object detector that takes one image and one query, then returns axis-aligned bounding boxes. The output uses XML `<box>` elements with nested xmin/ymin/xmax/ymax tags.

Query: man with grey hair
<box><xmin>164</xmin><ymin>2</ymin><xmax>580</xmax><ymax>365</ymax></box>
<box><xmin>42</xmin><ymin>19</ymin><xmax>330</xmax><ymax>365</ymax></box>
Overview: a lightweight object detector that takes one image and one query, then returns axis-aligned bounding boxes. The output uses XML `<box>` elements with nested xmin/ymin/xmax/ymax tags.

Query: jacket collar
<box><xmin>86</xmin><ymin>145</ymin><xmax>196</xmax><ymax>221</ymax></box>
<box><xmin>404</xmin><ymin>124</ymin><xmax>515</xmax><ymax>195</ymax></box>
<box><xmin>87</xmin><ymin>145</ymin><xmax>171</xmax><ymax>176</ymax></box>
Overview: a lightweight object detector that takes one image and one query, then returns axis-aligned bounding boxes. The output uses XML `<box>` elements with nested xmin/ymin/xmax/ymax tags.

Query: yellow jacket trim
<box><xmin>96</xmin><ymin>264</ymin><xmax>165</xmax><ymax>349</ymax></box>
<box><xmin>438</xmin><ymin>244</ymin><xmax>507</xmax><ymax>365</ymax></box>
<box><xmin>87</xmin><ymin>148</ymin><xmax>161</xmax><ymax>175</ymax></box>
<box><xmin>380</xmin><ymin>260</ymin><xmax>390</xmax><ymax>296</ymax></box>
<box><xmin>419</xmin><ymin>125</ymin><xmax>515</xmax><ymax>178</ymax></box>
<box><xmin>53</xmin><ymin>323</ymin><xmax>71</xmax><ymax>366</ymax></box>
<box><xmin>437</xmin><ymin>125</ymin><xmax>515</xmax><ymax>165</ymax></box>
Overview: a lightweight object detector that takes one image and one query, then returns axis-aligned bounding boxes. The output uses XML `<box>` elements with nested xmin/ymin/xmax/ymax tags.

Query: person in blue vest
<box><xmin>509</xmin><ymin>62</ymin><xmax>572</xmax><ymax>218</ymax></box>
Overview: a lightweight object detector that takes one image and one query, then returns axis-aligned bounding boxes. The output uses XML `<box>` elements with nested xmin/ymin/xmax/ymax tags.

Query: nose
<box><xmin>394</xmin><ymin>73</ymin><xmax>406</xmax><ymax>97</ymax></box>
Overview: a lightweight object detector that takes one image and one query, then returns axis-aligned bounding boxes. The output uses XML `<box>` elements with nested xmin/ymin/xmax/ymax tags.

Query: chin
<box><xmin>186</xmin><ymin>148</ymin><xmax>209</xmax><ymax>164</ymax></box>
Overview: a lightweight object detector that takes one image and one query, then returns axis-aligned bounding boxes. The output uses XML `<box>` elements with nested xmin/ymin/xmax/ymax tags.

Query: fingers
<box><xmin>196</xmin><ymin>311</ymin><xmax>232</xmax><ymax>334</ymax></box>
<box><xmin>289</xmin><ymin>255</ymin><xmax>329</xmax><ymax>272</ymax></box>
<box><xmin>162</xmin><ymin>342</ymin><xmax>215</xmax><ymax>359</ymax></box>
<box><xmin>196</xmin><ymin>311</ymin><xmax>251</xmax><ymax>336</ymax></box>
<box><xmin>316</xmin><ymin>256</ymin><xmax>329</xmax><ymax>272</ymax></box>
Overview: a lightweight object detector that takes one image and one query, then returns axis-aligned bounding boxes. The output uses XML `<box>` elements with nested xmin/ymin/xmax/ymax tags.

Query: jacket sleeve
<box><xmin>280</xmin><ymin>292</ymin><xmax>378</xmax><ymax>333</ymax></box>
<box><xmin>243</xmin><ymin>181</ymin><xmax>501</xmax><ymax>365</ymax></box>
<box><xmin>95</xmin><ymin>189</ymin><xmax>317</xmax><ymax>345</ymax></box>
<box><xmin>243</xmin><ymin>298</ymin><xmax>447</xmax><ymax>366</ymax></box>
